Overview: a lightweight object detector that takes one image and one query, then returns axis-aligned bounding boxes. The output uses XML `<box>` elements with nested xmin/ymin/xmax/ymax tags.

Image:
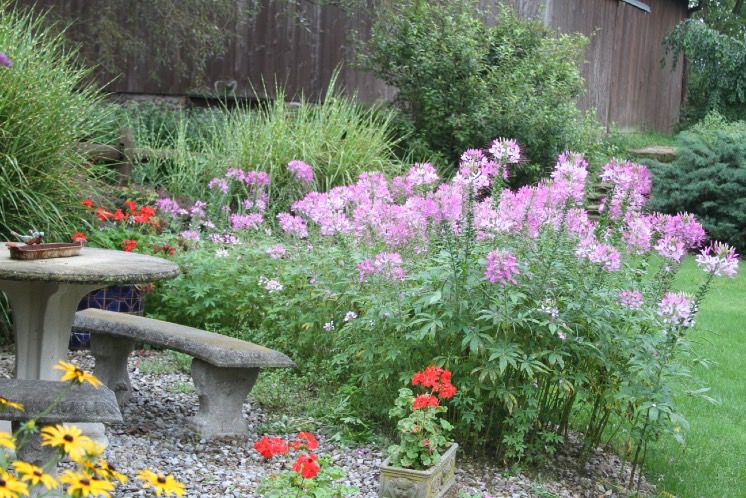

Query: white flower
<box><xmin>324</xmin><ymin>321</ymin><xmax>335</xmax><ymax>331</ymax></box>
<box><xmin>215</xmin><ymin>248</ymin><xmax>229</xmax><ymax>258</ymax></box>
<box><xmin>344</xmin><ymin>311</ymin><xmax>358</xmax><ymax>322</ymax></box>
<box><xmin>259</xmin><ymin>276</ymin><xmax>283</xmax><ymax>293</ymax></box>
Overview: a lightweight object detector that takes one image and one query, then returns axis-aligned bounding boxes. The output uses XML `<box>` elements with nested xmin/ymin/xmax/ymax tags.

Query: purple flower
<box><xmin>277</xmin><ymin>213</ymin><xmax>309</xmax><ymax>238</ymax></box>
<box><xmin>619</xmin><ymin>289</ymin><xmax>644</xmax><ymax>310</ymax></box>
<box><xmin>484</xmin><ymin>249</ymin><xmax>520</xmax><ymax>285</ymax></box>
<box><xmin>0</xmin><ymin>52</ymin><xmax>13</xmax><ymax>68</ymax></box>
<box><xmin>230</xmin><ymin>213</ymin><xmax>263</xmax><ymax>230</ymax></box>
<box><xmin>358</xmin><ymin>252</ymin><xmax>405</xmax><ymax>282</ymax></box>
<box><xmin>288</xmin><ymin>160</ymin><xmax>314</xmax><ymax>184</ymax></box>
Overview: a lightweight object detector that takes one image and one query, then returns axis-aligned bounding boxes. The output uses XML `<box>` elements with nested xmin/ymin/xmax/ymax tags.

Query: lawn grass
<box><xmin>644</xmin><ymin>257</ymin><xmax>746</xmax><ymax>497</ymax></box>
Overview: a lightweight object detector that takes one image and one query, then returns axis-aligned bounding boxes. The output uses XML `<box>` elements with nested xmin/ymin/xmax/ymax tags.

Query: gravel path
<box><xmin>0</xmin><ymin>348</ymin><xmax>657</xmax><ymax>498</ymax></box>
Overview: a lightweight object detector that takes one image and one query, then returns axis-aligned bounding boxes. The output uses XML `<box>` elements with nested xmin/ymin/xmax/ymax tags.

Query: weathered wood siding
<box><xmin>14</xmin><ymin>0</ymin><xmax>687</xmax><ymax>132</ymax></box>
<box><xmin>546</xmin><ymin>0</ymin><xmax>686</xmax><ymax>131</ymax></box>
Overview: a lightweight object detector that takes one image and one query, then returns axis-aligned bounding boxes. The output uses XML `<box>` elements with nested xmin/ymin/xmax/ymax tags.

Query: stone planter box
<box><xmin>379</xmin><ymin>443</ymin><xmax>457</xmax><ymax>498</ymax></box>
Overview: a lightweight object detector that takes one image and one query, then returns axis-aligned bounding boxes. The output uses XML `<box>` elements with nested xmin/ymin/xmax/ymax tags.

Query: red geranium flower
<box><xmin>81</xmin><ymin>199</ymin><xmax>93</xmax><ymax>209</ymax></box>
<box><xmin>113</xmin><ymin>209</ymin><xmax>127</xmax><ymax>221</ymax></box>
<box><xmin>412</xmin><ymin>394</ymin><xmax>439</xmax><ymax>409</ymax></box>
<box><xmin>71</xmin><ymin>232</ymin><xmax>87</xmax><ymax>242</ymax></box>
<box><xmin>253</xmin><ymin>436</ymin><xmax>288</xmax><ymax>459</ymax></box>
<box><xmin>95</xmin><ymin>208</ymin><xmax>113</xmax><ymax>221</ymax></box>
<box><xmin>121</xmin><ymin>240</ymin><xmax>137</xmax><ymax>252</ymax></box>
<box><xmin>291</xmin><ymin>454</ymin><xmax>320</xmax><ymax>479</ymax></box>
<box><xmin>124</xmin><ymin>201</ymin><xmax>138</xmax><ymax>214</ymax></box>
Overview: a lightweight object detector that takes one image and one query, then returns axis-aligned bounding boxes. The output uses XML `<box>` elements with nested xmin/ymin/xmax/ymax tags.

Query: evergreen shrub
<box><xmin>647</xmin><ymin>113</ymin><xmax>746</xmax><ymax>251</ymax></box>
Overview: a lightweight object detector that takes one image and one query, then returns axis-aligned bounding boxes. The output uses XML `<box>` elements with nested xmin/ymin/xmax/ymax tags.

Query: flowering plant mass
<box><xmin>253</xmin><ymin>432</ymin><xmax>358</xmax><ymax>497</ymax></box>
<box><xmin>0</xmin><ymin>361</ymin><xmax>185</xmax><ymax>497</ymax></box>
<box><xmin>386</xmin><ymin>366</ymin><xmax>456</xmax><ymax>469</ymax></box>
<box><xmin>73</xmin><ymin>198</ymin><xmax>178</xmax><ymax>256</ymax></box>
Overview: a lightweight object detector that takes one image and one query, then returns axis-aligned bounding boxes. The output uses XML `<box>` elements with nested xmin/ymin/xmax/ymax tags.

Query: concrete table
<box><xmin>0</xmin><ymin>247</ymin><xmax>180</xmax><ymax>381</ymax></box>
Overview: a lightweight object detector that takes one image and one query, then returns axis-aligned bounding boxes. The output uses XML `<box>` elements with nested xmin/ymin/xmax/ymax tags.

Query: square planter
<box><xmin>379</xmin><ymin>443</ymin><xmax>457</xmax><ymax>498</ymax></box>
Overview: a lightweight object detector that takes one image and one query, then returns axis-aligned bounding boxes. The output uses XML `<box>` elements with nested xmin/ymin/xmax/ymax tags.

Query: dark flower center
<box><xmin>0</xmin><ymin>478</ymin><xmax>6</xmax><ymax>486</ymax></box>
<box><xmin>34</xmin><ymin>470</ymin><xmax>43</xmax><ymax>477</ymax></box>
<box><xmin>158</xmin><ymin>476</ymin><xmax>167</xmax><ymax>484</ymax></box>
<box><xmin>63</xmin><ymin>434</ymin><xmax>74</xmax><ymax>442</ymax></box>
<box><xmin>81</xmin><ymin>478</ymin><xmax>90</xmax><ymax>486</ymax></box>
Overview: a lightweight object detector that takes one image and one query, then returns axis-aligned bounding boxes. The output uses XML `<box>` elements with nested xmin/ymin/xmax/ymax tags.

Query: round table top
<box><xmin>0</xmin><ymin>247</ymin><xmax>180</xmax><ymax>285</ymax></box>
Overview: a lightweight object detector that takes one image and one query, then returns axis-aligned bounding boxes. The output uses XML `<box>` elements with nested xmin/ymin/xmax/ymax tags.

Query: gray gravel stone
<box><xmin>0</xmin><ymin>348</ymin><xmax>656</xmax><ymax>497</ymax></box>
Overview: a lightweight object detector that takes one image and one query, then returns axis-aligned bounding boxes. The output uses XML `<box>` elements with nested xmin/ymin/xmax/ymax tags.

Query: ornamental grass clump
<box><xmin>253</xmin><ymin>432</ymin><xmax>358</xmax><ymax>497</ymax></box>
<box><xmin>0</xmin><ymin>2</ymin><xmax>113</xmax><ymax>240</ymax></box>
<box><xmin>0</xmin><ymin>361</ymin><xmax>185</xmax><ymax>497</ymax></box>
<box><xmin>387</xmin><ymin>366</ymin><xmax>457</xmax><ymax>469</ymax></box>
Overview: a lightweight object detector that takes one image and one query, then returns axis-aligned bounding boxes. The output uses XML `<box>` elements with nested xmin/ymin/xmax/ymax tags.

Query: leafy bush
<box><xmin>358</xmin><ymin>0</ymin><xmax>600</xmax><ymax>179</ymax></box>
<box><xmin>0</xmin><ymin>2</ymin><xmax>112</xmax><ymax>239</ymax></box>
<box><xmin>146</xmin><ymin>140</ymin><xmax>736</xmax><ymax>486</ymax></box>
<box><xmin>647</xmin><ymin>113</ymin><xmax>746</xmax><ymax>251</ymax></box>
<box><xmin>663</xmin><ymin>19</ymin><xmax>746</xmax><ymax>125</ymax></box>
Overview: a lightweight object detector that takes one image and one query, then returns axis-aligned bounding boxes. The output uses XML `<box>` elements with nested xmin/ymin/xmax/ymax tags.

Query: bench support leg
<box><xmin>91</xmin><ymin>335</ymin><xmax>136</xmax><ymax>406</ymax></box>
<box><xmin>189</xmin><ymin>358</ymin><xmax>258</xmax><ymax>438</ymax></box>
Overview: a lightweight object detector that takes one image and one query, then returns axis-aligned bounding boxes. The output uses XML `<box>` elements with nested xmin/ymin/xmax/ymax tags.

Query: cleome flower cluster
<box><xmin>0</xmin><ymin>361</ymin><xmax>185</xmax><ymax>498</ymax></box>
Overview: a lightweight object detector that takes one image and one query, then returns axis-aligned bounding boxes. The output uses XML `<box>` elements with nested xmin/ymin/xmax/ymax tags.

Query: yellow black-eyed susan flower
<box><xmin>0</xmin><ymin>432</ymin><xmax>15</xmax><ymax>451</ymax></box>
<box><xmin>59</xmin><ymin>470</ymin><xmax>114</xmax><ymax>497</ymax></box>
<box><xmin>12</xmin><ymin>461</ymin><xmax>58</xmax><ymax>490</ymax></box>
<box><xmin>94</xmin><ymin>461</ymin><xmax>128</xmax><ymax>485</ymax></box>
<box><xmin>54</xmin><ymin>361</ymin><xmax>103</xmax><ymax>388</ymax></box>
<box><xmin>0</xmin><ymin>396</ymin><xmax>23</xmax><ymax>412</ymax></box>
<box><xmin>137</xmin><ymin>469</ymin><xmax>186</xmax><ymax>497</ymax></box>
<box><xmin>71</xmin><ymin>439</ymin><xmax>106</xmax><ymax>469</ymax></box>
<box><xmin>40</xmin><ymin>424</ymin><xmax>92</xmax><ymax>456</ymax></box>
<box><xmin>0</xmin><ymin>470</ymin><xmax>29</xmax><ymax>498</ymax></box>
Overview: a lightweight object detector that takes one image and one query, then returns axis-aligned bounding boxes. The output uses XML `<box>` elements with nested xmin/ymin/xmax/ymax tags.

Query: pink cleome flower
<box><xmin>484</xmin><ymin>249</ymin><xmax>520</xmax><ymax>285</ymax></box>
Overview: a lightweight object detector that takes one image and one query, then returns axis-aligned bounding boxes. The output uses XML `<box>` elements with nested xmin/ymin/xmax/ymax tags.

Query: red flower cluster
<box><xmin>253</xmin><ymin>436</ymin><xmax>288</xmax><ymax>459</ymax></box>
<box><xmin>71</xmin><ymin>232</ymin><xmax>87</xmax><ymax>243</ymax></box>
<box><xmin>82</xmin><ymin>199</ymin><xmax>156</xmax><ymax>225</ymax></box>
<box><xmin>411</xmin><ymin>366</ymin><xmax>457</xmax><ymax>406</ymax></box>
<box><xmin>413</xmin><ymin>394</ymin><xmax>440</xmax><ymax>409</ymax></box>
<box><xmin>290</xmin><ymin>432</ymin><xmax>318</xmax><ymax>451</ymax></box>
<box><xmin>291</xmin><ymin>454</ymin><xmax>320</xmax><ymax>479</ymax></box>
<box><xmin>253</xmin><ymin>433</ymin><xmax>322</xmax><ymax>480</ymax></box>
<box><xmin>121</xmin><ymin>239</ymin><xmax>138</xmax><ymax>252</ymax></box>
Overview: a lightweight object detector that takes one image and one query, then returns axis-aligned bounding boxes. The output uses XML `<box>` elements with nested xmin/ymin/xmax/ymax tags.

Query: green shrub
<box><xmin>0</xmin><ymin>2</ymin><xmax>112</xmax><ymax>239</ymax></box>
<box><xmin>647</xmin><ymin>113</ymin><xmax>746</xmax><ymax>251</ymax></box>
<box><xmin>358</xmin><ymin>0</ymin><xmax>600</xmax><ymax>179</ymax></box>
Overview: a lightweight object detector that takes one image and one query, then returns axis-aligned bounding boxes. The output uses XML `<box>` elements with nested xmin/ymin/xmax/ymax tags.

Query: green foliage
<box><xmin>256</xmin><ymin>454</ymin><xmax>358</xmax><ymax>498</ymax></box>
<box><xmin>0</xmin><ymin>2</ymin><xmax>112</xmax><ymax>239</ymax></box>
<box><xmin>126</xmin><ymin>76</ymin><xmax>406</xmax><ymax>207</ymax></box>
<box><xmin>663</xmin><ymin>18</ymin><xmax>746</xmax><ymax>124</ymax></box>
<box><xmin>644</xmin><ymin>258</ymin><xmax>746</xmax><ymax>498</ymax></box>
<box><xmin>358</xmin><ymin>0</ymin><xmax>600</xmax><ymax>178</ymax></box>
<box><xmin>647</xmin><ymin>114</ymin><xmax>746</xmax><ymax>251</ymax></box>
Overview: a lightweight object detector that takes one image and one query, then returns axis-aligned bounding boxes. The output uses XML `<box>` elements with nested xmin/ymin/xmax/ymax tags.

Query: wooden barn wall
<box><xmin>547</xmin><ymin>0</ymin><xmax>686</xmax><ymax>132</ymax></box>
<box><xmin>12</xmin><ymin>0</ymin><xmax>687</xmax><ymax>132</ymax></box>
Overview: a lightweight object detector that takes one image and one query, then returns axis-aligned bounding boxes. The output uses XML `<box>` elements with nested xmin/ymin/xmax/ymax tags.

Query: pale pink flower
<box><xmin>208</xmin><ymin>178</ymin><xmax>230</xmax><ymax>193</ymax></box>
<box><xmin>484</xmin><ymin>249</ymin><xmax>520</xmax><ymax>285</ymax></box>
<box><xmin>696</xmin><ymin>241</ymin><xmax>739</xmax><ymax>278</ymax></box>
<box><xmin>358</xmin><ymin>252</ymin><xmax>405</xmax><ymax>282</ymax></box>
<box><xmin>658</xmin><ymin>292</ymin><xmax>694</xmax><ymax>328</ymax></box>
<box><xmin>288</xmin><ymin>160</ymin><xmax>314</xmax><ymax>184</ymax></box>
<box><xmin>654</xmin><ymin>235</ymin><xmax>686</xmax><ymax>262</ymax></box>
<box><xmin>266</xmin><ymin>245</ymin><xmax>286</xmax><ymax>259</ymax></box>
<box><xmin>230</xmin><ymin>213</ymin><xmax>263</xmax><ymax>230</ymax></box>
<box><xmin>259</xmin><ymin>276</ymin><xmax>283</xmax><ymax>293</ymax></box>
<box><xmin>489</xmin><ymin>137</ymin><xmax>522</xmax><ymax>164</ymax></box>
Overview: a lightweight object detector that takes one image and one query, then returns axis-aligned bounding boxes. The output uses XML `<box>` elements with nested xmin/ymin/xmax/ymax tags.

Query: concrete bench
<box><xmin>72</xmin><ymin>308</ymin><xmax>296</xmax><ymax>438</ymax></box>
<box><xmin>0</xmin><ymin>379</ymin><xmax>122</xmax><ymax>466</ymax></box>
